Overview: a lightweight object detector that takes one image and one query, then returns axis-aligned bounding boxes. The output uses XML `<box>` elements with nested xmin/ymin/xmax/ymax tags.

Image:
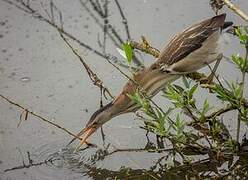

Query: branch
<box><xmin>206</xmin><ymin>104</ymin><xmax>235</xmax><ymax>119</ymax></box>
<box><xmin>0</xmin><ymin>94</ymin><xmax>82</xmax><ymax>141</ymax></box>
<box><xmin>59</xmin><ymin>32</ymin><xmax>114</xmax><ymax>99</ymax></box>
<box><xmin>223</xmin><ymin>0</ymin><xmax>248</xmax><ymax>22</ymax></box>
<box><xmin>129</xmin><ymin>38</ymin><xmax>160</xmax><ymax>58</ymax></box>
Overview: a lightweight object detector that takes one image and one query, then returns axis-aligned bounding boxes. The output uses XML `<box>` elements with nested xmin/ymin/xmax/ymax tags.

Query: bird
<box><xmin>69</xmin><ymin>13</ymin><xmax>232</xmax><ymax>150</ymax></box>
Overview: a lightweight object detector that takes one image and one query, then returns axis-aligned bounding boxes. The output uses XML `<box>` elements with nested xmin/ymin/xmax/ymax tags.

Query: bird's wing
<box><xmin>155</xmin><ymin>14</ymin><xmax>227</xmax><ymax>71</ymax></box>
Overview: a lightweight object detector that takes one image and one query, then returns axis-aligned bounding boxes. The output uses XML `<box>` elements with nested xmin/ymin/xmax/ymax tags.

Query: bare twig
<box><xmin>130</xmin><ymin>39</ymin><xmax>160</xmax><ymax>58</ymax></box>
<box><xmin>17</xmin><ymin>109</ymin><xmax>28</xmax><ymax>127</ymax></box>
<box><xmin>0</xmin><ymin>94</ymin><xmax>82</xmax><ymax>141</ymax></box>
<box><xmin>114</xmin><ymin>0</ymin><xmax>131</xmax><ymax>40</ymax></box>
<box><xmin>206</xmin><ymin>105</ymin><xmax>235</xmax><ymax>119</ymax></box>
<box><xmin>59</xmin><ymin>32</ymin><xmax>114</xmax><ymax>99</ymax></box>
<box><xmin>222</xmin><ymin>0</ymin><xmax>248</xmax><ymax>22</ymax></box>
<box><xmin>40</xmin><ymin>0</ymin><xmax>114</xmax><ymax>100</ymax></box>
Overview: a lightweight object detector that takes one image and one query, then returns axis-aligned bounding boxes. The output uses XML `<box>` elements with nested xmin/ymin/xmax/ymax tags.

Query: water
<box><xmin>0</xmin><ymin>0</ymin><xmax>248</xmax><ymax>179</ymax></box>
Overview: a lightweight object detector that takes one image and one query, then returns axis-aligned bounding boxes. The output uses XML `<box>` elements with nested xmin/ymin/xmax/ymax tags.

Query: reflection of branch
<box><xmin>79</xmin><ymin>0</ymin><xmax>121</xmax><ymax>47</ymax></box>
<box><xmin>4</xmin><ymin>159</ymin><xmax>53</xmax><ymax>172</ymax></box>
<box><xmin>0</xmin><ymin>94</ymin><xmax>82</xmax><ymax>140</ymax></box>
<box><xmin>1</xmin><ymin>0</ymin><xmax>126</xmax><ymax>66</ymax></box>
<box><xmin>108</xmin><ymin>147</ymin><xmax>174</xmax><ymax>156</ymax></box>
<box><xmin>102</xmin><ymin>0</ymin><xmax>108</xmax><ymax>54</ymax></box>
<box><xmin>4</xmin><ymin>151</ymin><xmax>56</xmax><ymax>172</ymax></box>
<box><xmin>114</xmin><ymin>0</ymin><xmax>131</xmax><ymax>40</ymax></box>
<box><xmin>223</xmin><ymin>0</ymin><xmax>248</xmax><ymax>22</ymax></box>
<box><xmin>79</xmin><ymin>0</ymin><xmax>142</xmax><ymax>66</ymax></box>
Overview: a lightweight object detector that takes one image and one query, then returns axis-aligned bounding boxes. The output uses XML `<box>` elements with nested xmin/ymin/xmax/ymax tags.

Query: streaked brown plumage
<box><xmin>69</xmin><ymin>14</ymin><xmax>232</xmax><ymax>149</ymax></box>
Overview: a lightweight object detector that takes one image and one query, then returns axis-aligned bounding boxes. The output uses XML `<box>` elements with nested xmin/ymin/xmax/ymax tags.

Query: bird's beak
<box><xmin>74</xmin><ymin>126</ymin><xmax>97</xmax><ymax>151</ymax></box>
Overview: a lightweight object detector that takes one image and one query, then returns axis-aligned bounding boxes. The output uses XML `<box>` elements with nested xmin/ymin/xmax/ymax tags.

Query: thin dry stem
<box><xmin>0</xmin><ymin>94</ymin><xmax>82</xmax><ymax>141</ymax></box>
<box><xmin>223</xmin><ymin>0</ymin><xmax>248</xmax><ymax>22</ymax></box>
<box><xmin>59</xmin><ymin>32</ymin><xmax>114</xmax><ymax>99</ymax></box>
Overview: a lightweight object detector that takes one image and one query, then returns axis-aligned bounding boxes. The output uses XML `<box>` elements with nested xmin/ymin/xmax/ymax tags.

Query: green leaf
<box><xmin>203</xmin><ymin>99</ymin><xmax>209</xmax><ymax>113</ymax></box>
<box><xmin>116</xmin><ymin>48</ymin><xmax>127</xmax><ymax>59</ymax></box>
<box><xmin>182</xmin><ymin>76</ymin><xmax>190</xmax><ymax>89</ymax></box>
<box><xmin>235</xmin><ymin>27</ymin><xmax>248</xmax><ymax>47</ymax></box>
<box><xmin>231</xmin><ymin>54</ymin><xmax>248</xmax><ymax>72</ymax></box>
<box><xmin>188</xmin><ymin>84</ymin><xmax>198</xmax><ymax>99</ymax></box>
<box><xmin>122</xmin><ymin>43</ymin><xmax>133</xmax><ymax>64</ymax></box>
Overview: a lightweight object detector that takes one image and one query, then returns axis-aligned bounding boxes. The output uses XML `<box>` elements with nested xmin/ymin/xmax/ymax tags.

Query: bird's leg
<box><xmin>145</xmin><ymin>130</ymin><xmax>149</xmax><ymax>140</ymax></box>
<box><xmin>99</xmin><ymin>86</ymin><xmax>106</xmax><ymax>145</ymax></box>
<box><xmin>200</xmin><ymin>53</ymin><xmax>223</xmax><ymax>84</ymax></box>
<box><xmin>207</xmin><ymin>53</ymin><xmax>223</xmax><ymax>83</ymax></box>
<box><xmin>156</xmin><ymin>135</ymin><xmax>165</xmax><ymax>149</ymax></box>
<box><xmin>100</xmin><ymin>126</ymin><xmax>106</xmax><ymax>145</ymax></box>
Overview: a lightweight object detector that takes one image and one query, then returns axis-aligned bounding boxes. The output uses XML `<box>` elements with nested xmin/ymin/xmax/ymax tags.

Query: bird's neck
<box><xmin>110</xmin><ymin>67</ymin><xmax>180</xmax><ymax>115</ymax></box>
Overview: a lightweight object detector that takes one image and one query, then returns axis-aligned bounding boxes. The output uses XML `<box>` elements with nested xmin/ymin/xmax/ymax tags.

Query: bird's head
<box><xmin>75</xmin><ymin>102</ymin><xmax>114</xmax><ymax>149</ymax></box>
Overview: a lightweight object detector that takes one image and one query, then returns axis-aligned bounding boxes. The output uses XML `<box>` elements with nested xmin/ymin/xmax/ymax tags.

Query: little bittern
<box><xmin>70</xmin><ymin>14</ymin><xmax>232</xmax><ymax>149</ymax></box>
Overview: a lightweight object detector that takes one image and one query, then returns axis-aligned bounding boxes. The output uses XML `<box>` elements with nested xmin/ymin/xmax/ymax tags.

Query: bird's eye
<box><xmin>92</xmin><ymin>122</ymin><xmax>98</xmax><ymax>126</ymax></box>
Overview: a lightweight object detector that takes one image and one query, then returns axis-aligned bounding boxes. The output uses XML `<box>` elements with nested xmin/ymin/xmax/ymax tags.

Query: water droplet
<box><xmin>20</xmin><ymin>77</ymin><xmax>31</xmax><ymax>83</ymax></box>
